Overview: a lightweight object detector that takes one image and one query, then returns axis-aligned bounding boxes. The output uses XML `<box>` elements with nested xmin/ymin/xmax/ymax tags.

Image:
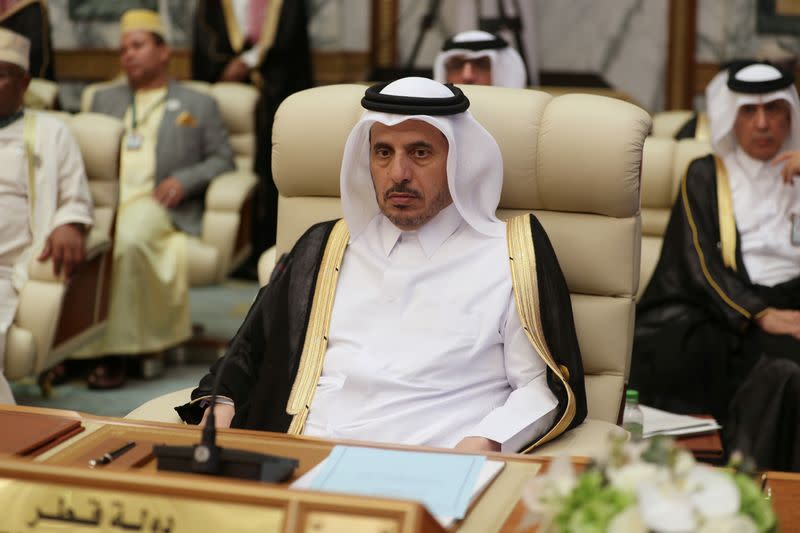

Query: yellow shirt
<box><xmin>119</xmin><ymin>87</ymin><xmax>168</xmax><ymax>206</ymax></box>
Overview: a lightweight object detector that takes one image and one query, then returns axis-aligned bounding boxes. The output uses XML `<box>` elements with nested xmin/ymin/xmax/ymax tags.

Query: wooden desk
<box><xmin>0</xmin><ymin>405</ymin><xmax>570</xmax><ymax>533</ymax></box>
<box><xmin>763</xmin><ymin>471</ymin><xmax>800</xmax><ymax>531</ymax></box>
<box><xmin>1</xmin><ymin>405</ymin><xmax>795</xmax><ymax>533</ymax></box>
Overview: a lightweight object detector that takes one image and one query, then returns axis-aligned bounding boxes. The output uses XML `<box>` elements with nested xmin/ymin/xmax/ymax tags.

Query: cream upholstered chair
<box><xmin>4</xmin><ymin>112</ymin><xmax>122</xmax><ymax>385</ymax></box>
<box><xmin>80</xmin><ymin>80</ymin><xmax>258</xmax><ymax>285</ymax></box>
<box><xmin>129</xmin><ymin>84</ymin><xmax>651</xmax><ymax>458</ymax></box>
<box><xmin>650</xmin><ymin>110</ymin><xmax>698</xmax><ymax>139</ymax></box>
<box><xmin>638</xmin><ymin>137</ymin><xmax>712</xmax><ymax>299</ymax></box>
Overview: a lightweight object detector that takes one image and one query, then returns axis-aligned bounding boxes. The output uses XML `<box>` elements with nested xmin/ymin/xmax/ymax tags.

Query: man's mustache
<box><xmin>384</xmin><ymin>184</ymin><xmax>421</xmax><ymax>200</ymax></box>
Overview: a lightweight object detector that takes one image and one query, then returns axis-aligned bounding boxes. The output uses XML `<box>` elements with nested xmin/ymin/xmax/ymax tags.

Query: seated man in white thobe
<box><xmin>178</xmin><ymin>78</ymin><xmax>587</xmax><ymax>454</ymax></box>
<box><xmin>0</xmin><ymin>27</ymin><xmax>93</xmax><ymax>404</ymax></box>
<box><xmin>433</xmin><ymin>30</ymin><xmax>527</xmax><ymax>88</ymax></box>
<box><xmin>72</xmin><ymin>10</ymin><xmax>235</xmax><ymax>389</ymax></box>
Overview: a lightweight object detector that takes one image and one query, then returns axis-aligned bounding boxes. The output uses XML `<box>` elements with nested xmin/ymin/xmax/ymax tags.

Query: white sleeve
<box><xmin>466</xmin><ymin>294</ymin><xmax>559</xmax><ymax>453</ymax></box>
<box><xmin>239</xmin><ymin>46</ymin><xmax>263</xmax><ymax>69</ymax></box>
<box><xmin>50</xmin><ymin>122</ymin><xmax>93</xmax><ymax>231</ymax></box>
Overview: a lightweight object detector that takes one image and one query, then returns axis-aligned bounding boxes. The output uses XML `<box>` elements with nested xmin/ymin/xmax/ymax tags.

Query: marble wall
<box><xmin>697</xmin><ymin>0</ymin><xmax>800</xmax><ymax>64</ymax></box>
<box><xmin>58</xmin><ymin>1</ymin><xmax>800</xmax><ymax>113</ymax></box>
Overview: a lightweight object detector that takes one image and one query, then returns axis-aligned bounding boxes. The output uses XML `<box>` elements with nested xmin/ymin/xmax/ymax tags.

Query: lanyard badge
<box><xmin>125</xmin><ymin>131</ymin><xmax>144</xmax><ymax>150</ymax></box>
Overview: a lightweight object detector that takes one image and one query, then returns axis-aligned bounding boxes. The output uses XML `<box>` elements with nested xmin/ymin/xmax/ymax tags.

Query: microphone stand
<box><xmin>405</xmin><ymin>0</ymin><xmax>442</xmax><ymax>71</ymax></box>
<box><xmin>480</xmin><ymin>0</ymin><xmax>532</xmax><ymax>85</ymax></box>
<box><xmin>153</xmin><ymin>348</ymin><xmax>298</xmax><ymax>482</ymax></box>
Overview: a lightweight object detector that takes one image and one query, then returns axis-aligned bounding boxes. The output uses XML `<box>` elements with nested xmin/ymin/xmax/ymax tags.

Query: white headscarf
<box><xmin>433</xmin><ymin>30</ymin><xmax>527</xmax><ymax>89</ymax></box>
<box><xmin>340</xmin><ymin>77</ymin><xmax>505</xmax><ymax>239</ymax></box>
<box><xmin>708</xmin><ymin>62</ymin><xmax>800</xmax><ymax>157</ymax></box>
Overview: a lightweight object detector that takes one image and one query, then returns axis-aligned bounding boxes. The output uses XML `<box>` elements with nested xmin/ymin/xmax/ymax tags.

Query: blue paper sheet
<box><xmin>309</xmin><ymin>445</ymin><xmax>486</xmax><ymax>519</ymax></box>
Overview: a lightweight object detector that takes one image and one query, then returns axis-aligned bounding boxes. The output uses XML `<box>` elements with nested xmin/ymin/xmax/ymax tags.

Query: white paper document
<box><xmin>641</xmin><ymin>404</ymin><xmax>721</xmax><ymax>438</ymax></box>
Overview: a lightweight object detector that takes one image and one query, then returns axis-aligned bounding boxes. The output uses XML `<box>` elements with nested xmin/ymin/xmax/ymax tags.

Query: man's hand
<box><xmin>200</xmin><ymin>403</ymin><xmax>235</xmax><ymax>429</ymax></box>
<box><xmin>771</xmin><ymin>151</ymin><xmax>800</xmax><ymax>185</ymax></box>
<box><xmin>220</xmin><ymin>58</ymin><xmax>250</xmax><ymax>82</ymax></box>
<box><xmin>454</xmin><ymin>436</ymin><xmax>501</xmax><ymax>453</ymax></box>
<box><xmin>38</xmin><ymin>223</ymin><xmax>86</xmax><ymax>279</ymax></box>
<box><xmin>153</xmin><ymin>177</ymin><xmax>185</xmax><ymax>208</ymax></box>
<box><xmin>756</xmin><ymin>307</ymin><xmax>800</xmax><ymax>340</ymax></box>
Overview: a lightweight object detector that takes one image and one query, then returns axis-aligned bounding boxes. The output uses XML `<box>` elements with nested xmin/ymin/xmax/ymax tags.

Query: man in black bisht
<box><xmin>0</xmin><ymin>0</ymin><xmax>54</xmax><ymax>80</ymax></box>
<box><xmin>191</xmin><ymin>0</ymin><xmax>313</xmax><ymax>269</ymax></box>
<box><xmin>631</xmin><ymin>61</ymin><xmax>800</xmax><ymax>471</ymax></box>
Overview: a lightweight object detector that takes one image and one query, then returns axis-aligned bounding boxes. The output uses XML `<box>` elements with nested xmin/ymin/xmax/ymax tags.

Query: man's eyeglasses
<box><xmin>445</xmin><ymin>55</ymin><xmax>492</xmax><ymax>74</ymax></box>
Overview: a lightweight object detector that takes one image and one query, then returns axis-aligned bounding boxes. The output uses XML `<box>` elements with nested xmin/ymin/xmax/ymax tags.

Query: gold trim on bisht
<box><xmin>254</xmin><ymin>0</ymin><xmax>283</xmax><ymax>64</ymax></box>
<box><xmin>695</xmin><ymin>112</ymin><xmax>710</xmax><ymax>141</ymax></box>
<box><xmin>220</xmin><ymin>0</ymin><xmax>244</xmax><ymax>53</ymax></box>
<box><xmin>506</xmin><ymin>214</ymin><xmax>576</xmax><ymax>452</ymax></box>
<box><xmin>286</xmin><ymin>219</ymin><xmax>349</xmax><ymax>435</ymax></box>
<box><xmin>714</xmin><ymin>155</ymin><xmax>737</xmax><ymax>271</ymax></box>
<box><xmin>681</xmin><ymin>163</ymin><xmax>751</xmax><ymax>318</ymax></box>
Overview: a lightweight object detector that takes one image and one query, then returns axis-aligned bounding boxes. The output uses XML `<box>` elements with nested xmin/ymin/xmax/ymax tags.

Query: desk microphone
<box><xmin>153</xmin><ymin>333</ymin><xmax>298</xmax><ymax>482</ymax></box>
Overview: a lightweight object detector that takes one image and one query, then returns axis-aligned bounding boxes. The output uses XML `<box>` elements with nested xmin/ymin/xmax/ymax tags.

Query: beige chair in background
<box><xmin>650</xmin><ymin>110</ymin><xmax>707</xmax><ymax>139</ymax></box>
<box><xmin>638</xmin><ymin>137</ymin><xmax>712</xmax><ymax>299</ymax></box>
<box><xmin>80</xmin><ymin>80</ymin><xmax>258</xmax><ymax>285</ymax></box>
<box><xmin>128</xmin><ymin>84</ymin><xmax>651</xmax><ymax>459</ymax></box>
<box><xmin>4</xmin><ymin>112</ymin><xmax>123</xmax><ymax>388</ymax></box>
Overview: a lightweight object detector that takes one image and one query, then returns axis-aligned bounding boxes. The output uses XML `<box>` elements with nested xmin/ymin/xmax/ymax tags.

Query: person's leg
<box><xmin>0</xmin><ymin>278</ymin><xmax>17</xmax><ymax>404</ymax></box>
<box><xmin>73</xmin><ymin>196</ymin><xmax>191</xmax><ymax>388</ymax></box>
<box><xmin>726</xmin><ymin>356</ymin><xmax>800</xmax><ymax>471</ymax></box>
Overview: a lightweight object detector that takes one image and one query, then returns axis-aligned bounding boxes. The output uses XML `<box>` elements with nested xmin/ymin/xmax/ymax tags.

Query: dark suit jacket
<box><xmin>91</xmin><ymin>81</ymin><xmax>235</xmax><ymax>235</ymax></box>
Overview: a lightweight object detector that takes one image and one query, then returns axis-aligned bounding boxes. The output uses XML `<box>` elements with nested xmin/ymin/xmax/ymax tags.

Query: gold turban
<box><xmin>0</xmin><ymin>27</ymin><xmax>30</xmax><ymax>72</ymax></box>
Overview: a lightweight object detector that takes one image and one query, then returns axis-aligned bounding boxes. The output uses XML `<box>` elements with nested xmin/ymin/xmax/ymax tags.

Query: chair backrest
<box><xmin>209</xmin><ymin>82</ymin><xmax>259</xmax><ymax>171</ymax></box>
<box><xmin>651</xmin><ymin>110</ymin><xmax>696</xmax><ymax>139</ymax></box>
<box><xmin>81</xmin><ymin>80</ymin><xmax>258</xmax><ymax>172</ymax></box>
<box><xmin>639</xmin><ymin>137</ymin><xmax>711</xmax><ymax>298</ymax></box>
<box><xmin>43</xmin><ymin>111</ymin><xmax>124</xmax><ymax>238</ymax></box>
<box><xmin>272</xmin><ymin>84</ymin><xmax>651</xmax><ymax>424</ymax></box>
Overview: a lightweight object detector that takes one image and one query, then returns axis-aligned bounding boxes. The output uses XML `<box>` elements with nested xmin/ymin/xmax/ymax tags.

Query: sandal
<box><xmin>86</xmin><ymin>356</ymin><xmax>128</xmax><ymax>390</ymax></box>
<box><xmin>37</xmin><ymin>362</ymin><xmax>71</xmax><ymax>397</ymax></box>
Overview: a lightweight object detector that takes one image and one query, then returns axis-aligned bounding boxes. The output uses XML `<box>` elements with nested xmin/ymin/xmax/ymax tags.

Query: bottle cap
<box><xmin>626</xmin><ymin>389</ymin><xmax>639</xmax><ymax>402</ymax></box>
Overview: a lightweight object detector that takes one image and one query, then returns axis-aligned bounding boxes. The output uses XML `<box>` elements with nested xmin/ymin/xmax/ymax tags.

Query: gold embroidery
<box><xmin>286</xmin><ymin>220</ymin><xmax>349</xmax><ymax>434</ymax></box>
<box><xmin>681</xmin><ymin>165</ymin><xmax>751</xmax><ymax>318</ymax></box>
<box><xmin>253</xmin><ymin>0</ymin><xmax>284</xmax><ymax>65</ymax></box>
<box><xmin>714</xmin><ymin>155</ymin><xmax>738</xmax><ymax>271</ymax></box>
<box><xmin>695</xmin><ymin>113</ymin><xmax>710</xmax><ymax>142</ymax></box>
<box><xmin>506</xmin><ymin>214</ymin><xmax>576</xmax><ymax>452</ymax></box>
<box><xmin>220</xmin><ymin>0</ymin><xmax>244</xmax><ymax>53</ymax></box>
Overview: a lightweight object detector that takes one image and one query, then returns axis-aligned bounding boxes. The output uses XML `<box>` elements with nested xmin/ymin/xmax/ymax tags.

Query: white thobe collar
<box><xmin>378</xmin><ymin>203</ymin><xmax>463</xmax><ymax>259</ymax></box>
<box><xmin>733</xmin><ymin>146</ymin><xmax>769</xmax><ymax>178</ymax></box>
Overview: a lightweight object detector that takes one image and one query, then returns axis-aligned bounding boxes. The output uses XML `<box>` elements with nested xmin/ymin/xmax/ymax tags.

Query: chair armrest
<box><xmin>27</xmin><ymin>229</ymin><xmax>112</xmax><ymax>283</ymax></box>
<box><xmin>205</xmin><ymin>170</ymin><xmax>257</xmax><ymax>212</ymax></box>
<box><xmin>257</xmin><ymin>246</ymin><xmax>276</xmax><ymax>286</ymax></box>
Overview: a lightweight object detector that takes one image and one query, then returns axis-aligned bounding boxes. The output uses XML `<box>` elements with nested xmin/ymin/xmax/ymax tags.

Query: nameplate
<box><xmin>0</xmin><ymin>478</ymin><xmax>285</xmax><ymax>533</ymax></box>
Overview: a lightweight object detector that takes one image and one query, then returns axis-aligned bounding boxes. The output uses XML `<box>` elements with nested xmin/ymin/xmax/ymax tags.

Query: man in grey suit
<box><xmin>73</xmin><ymin>9</ymin><xmax>235</xmax><ymax>389</ymax></box>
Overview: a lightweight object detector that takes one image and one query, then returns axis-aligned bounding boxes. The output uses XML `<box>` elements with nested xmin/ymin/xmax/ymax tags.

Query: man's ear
<box><xmin>21</xmin><ymin>73</ymin><xmax>31</xmax><ymax>92</ymax></box>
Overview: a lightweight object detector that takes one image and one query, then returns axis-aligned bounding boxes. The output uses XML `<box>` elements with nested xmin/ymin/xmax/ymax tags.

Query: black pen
<box><xmin>89</xmin><ymin>441</ymin><xmax>136</xmax><ymax>467</ymax></box>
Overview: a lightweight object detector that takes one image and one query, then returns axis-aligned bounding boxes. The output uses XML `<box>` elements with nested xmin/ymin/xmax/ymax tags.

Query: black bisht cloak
<box><xmin>631</xmin><ymin>154</ymin><xmax>800</xmax><ymax>471</ymax></box>
<box><xmin>178</xmin><ymin>217</ymin><xmax>588</xmax><ymax>452</ymax></box>
<box><xmin>0</xmin><ymin>0</ymin><xmax>55</xmax><ymax>80</ymax></box>
<box><xmin>191</xmin><ymin>0</ymin><xmax>313</xmax><ymax>254</ymax></box>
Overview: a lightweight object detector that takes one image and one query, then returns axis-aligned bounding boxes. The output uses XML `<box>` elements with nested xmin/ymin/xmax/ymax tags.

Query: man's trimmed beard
<box><xmin>379</xmin><ymin>183</ymin><xmax>453</xmax><ymax>230</ymax></box>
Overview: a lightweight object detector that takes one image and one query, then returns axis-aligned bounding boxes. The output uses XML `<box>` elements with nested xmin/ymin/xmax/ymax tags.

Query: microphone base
<box><xmin>153</xmin><ymin>444</ymin><xmax>298</xmax><ymax>483</ymax></box>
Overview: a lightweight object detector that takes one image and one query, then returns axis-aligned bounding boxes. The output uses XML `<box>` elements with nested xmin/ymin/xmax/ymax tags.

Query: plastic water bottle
<box><xmin>622</xmin><ymin>389</ymin><xmax>644</xmax><ymax>441</ymax></box>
